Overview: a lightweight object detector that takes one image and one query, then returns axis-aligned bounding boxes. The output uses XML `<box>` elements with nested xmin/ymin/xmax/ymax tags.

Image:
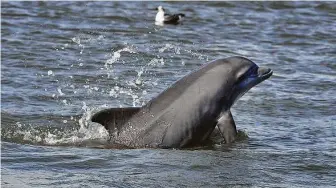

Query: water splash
<box><xmin>57</xmin><ymin>88</ymin><xmax>65</xmax><ymax>96</ymax></box>
<box><xmin>2</xmin><ymin>104</ymin><xmax>110</xmax><ymax>147</ymax></box>
<box><xmin>148</xmin><ymin>57</ymin><xmax>165</xmax><ymax>66</ymax></box>
<box><xmin>71</xmin><ymin>34</ymin><xmax>105</xmax><ymax>55</ymax></box>
<box><xmin>2</xmin><ymin>37</ymin><xmax>209</xmax><ymax>148</ymax></box>
<box><xmin>104</xmin><ymin>45</ymin><xmax>137</xmax><ymax>79</ymax></box>
<box><xmin>72</xmin><ymin>37</ymin><xmax>85</xmax><ymax>54</ymax></box>
<box><xmin>47</xmin><ymin>70</ymin><xmax>53</xmax><ymax>76</ymax></box>
<box><xmin>183</xmin><ymin>49</ymin><xmax>209</xmax><ymax>61</ymax></box>
<box><xmin>158</xmin><ymin>43</ymin><xmax>181</xmax><ymax>55</ymax></box>
<box><xmin>105</xmin><ymin>46</ymin><xmax>137</xmax><ymax>67</ymax></box>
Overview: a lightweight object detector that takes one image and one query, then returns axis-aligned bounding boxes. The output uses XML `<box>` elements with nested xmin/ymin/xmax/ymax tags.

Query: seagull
<box><xmin>155</xmin><ymin>6</ymin><xmax>185</xmax><ymax>25</ymax></box>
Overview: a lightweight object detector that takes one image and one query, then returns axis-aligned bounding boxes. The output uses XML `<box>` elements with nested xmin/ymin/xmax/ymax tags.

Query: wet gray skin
<box><xmin>91</xmin><ymin>56</ymin><xmax>273</xmax><ymax>149</ymax></box>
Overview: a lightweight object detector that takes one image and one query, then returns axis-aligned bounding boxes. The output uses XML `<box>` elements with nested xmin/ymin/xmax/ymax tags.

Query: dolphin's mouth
<box><xmin>240</xmin><ymin>65</ymin><xmax>273</xmax><ymax>84</ymax></box>
<box><xmin>258</xmin><ymin>67</ymin><xmax>273</xmax><ymax>80</ymax></box>
<box><xmin>229</xmin><ymin>65</ymin><xmax>273</xmax><ymax>107</ymax></box>
<box><xmin>248</xmin><ymin>66</ymin><xmax>273</xmax><ymax>86</ymax></box>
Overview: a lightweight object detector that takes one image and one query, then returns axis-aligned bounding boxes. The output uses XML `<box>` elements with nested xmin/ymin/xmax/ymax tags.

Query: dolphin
<box><xmin>91</xmin><ymin>56</ymin><xmax>273</xmax><ymax>148</ymax></box>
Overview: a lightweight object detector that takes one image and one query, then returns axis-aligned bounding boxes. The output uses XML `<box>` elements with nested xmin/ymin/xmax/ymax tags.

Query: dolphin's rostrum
<box><xmin>92</xmin><ymin>56</ymin><xmax>273</xmax><ymax>149</ymax></box>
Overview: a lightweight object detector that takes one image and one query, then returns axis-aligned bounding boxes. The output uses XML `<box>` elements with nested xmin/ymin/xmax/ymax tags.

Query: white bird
<box><xmin>155</xmin><ymin>6</ymin><xmax>185</xmax><ymax>25</ymax></box>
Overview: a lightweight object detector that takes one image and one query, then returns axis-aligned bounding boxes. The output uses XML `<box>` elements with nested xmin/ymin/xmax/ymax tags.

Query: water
<box><xmin>1</xmin><ymin>1</ymin><xmax>335</xmax><ymax>187</ymax></box>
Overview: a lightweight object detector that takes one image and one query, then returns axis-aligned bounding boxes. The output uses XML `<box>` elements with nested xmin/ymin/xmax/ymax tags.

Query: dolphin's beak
<box><xmin>258</xmin><ymin>67</ymin><xmax>273</xmax><ymax>80</ymax></box>
<box><xmin>230</xmin><ymin>66</ymin><xmax>273</xmax><ymax>105</ymax></box>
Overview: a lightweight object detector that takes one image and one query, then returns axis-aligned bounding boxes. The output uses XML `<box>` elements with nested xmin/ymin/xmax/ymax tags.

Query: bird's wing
<box><xmin>163</xmin><ymin>14</ymin><xmax>181</xmax><ymax>24</ymax></box>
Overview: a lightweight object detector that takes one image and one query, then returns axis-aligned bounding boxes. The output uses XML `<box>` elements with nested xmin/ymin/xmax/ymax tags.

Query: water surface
<box><xmin>1</xmin><ymin>1</ymin><xmax>336</xmax><ymax>187</ymax></box>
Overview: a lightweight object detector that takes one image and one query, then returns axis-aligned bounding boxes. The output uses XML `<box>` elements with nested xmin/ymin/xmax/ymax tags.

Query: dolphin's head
<box><xmin>221</xmin><ymin>56</ymin><xmax>273</xmax><ymax>107</ymax></box>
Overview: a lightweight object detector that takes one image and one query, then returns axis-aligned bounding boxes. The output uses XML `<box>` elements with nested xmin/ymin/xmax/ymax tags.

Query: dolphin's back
<box><xmin>123</xmin><ymin>59</ymin><xmax>234</xmax><ymax>147</ymax></box>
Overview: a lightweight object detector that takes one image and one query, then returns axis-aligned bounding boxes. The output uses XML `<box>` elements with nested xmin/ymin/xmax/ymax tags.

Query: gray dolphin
<box><xmin>91</xmin><ymin>56</ymin><xmax>273</xmax><ymax>148</ymax></box>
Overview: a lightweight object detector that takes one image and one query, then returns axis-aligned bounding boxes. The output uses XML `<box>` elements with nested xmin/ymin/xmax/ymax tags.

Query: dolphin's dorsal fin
<box><xmin>91</xmin><ymin>107</ymin><xmax>141</xmax><ymax>131</ymax></box>
<box><xmin>216</xmin><ymin>110</ymin><xmax>237</xmax><ymax>144</ymax></box>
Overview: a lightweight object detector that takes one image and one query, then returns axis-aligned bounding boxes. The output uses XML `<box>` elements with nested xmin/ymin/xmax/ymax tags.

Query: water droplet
<box><xmin>16</xmin><ymin>122</ymin><xmax>22</xmax><ymax>128</ymax></box>
<box><xmin>57</xmin><ymin>88</ymin><xmax>65</xmax><ymax>96</ymax></box>
<box><xmin>135</xmin><ymin>79</ymin><xmax>142</xmax><ymax>85</ymax></box>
